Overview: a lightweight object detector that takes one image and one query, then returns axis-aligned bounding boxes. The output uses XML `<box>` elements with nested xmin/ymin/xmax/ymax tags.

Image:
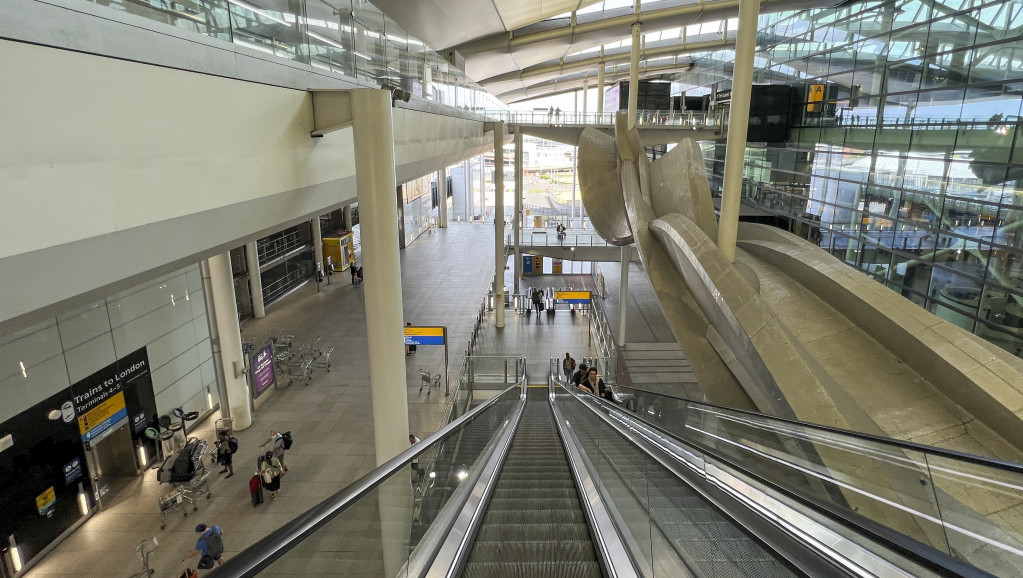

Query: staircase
<box><xmin>460</xmin><ymin>389</ymin><xmax>601</xmax><ymax>578</ymax></box>
<box><xmin>621</xmin><ymin>342</ymin><xmax>703</xmax><ymax>399</ymax></box>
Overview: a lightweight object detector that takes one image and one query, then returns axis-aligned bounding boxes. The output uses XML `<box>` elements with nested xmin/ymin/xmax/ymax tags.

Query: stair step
<box><xmin>461</xmin><ymin>561</ymin><xmax>602</xmax><ymax>578</ymax></box>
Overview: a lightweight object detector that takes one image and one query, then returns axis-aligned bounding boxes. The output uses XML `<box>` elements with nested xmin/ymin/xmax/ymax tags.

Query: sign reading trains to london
<box><xmin>69</xmin><ymin>347</ymin><xmax>151</xmax><ymax>442</ymax></box>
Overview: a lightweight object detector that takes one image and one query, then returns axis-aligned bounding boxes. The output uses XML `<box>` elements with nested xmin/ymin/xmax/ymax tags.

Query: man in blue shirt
<box><xmin>183</xmin><ymin>523</ymin><xmax>225</xmax><ymax>568</ymax></box>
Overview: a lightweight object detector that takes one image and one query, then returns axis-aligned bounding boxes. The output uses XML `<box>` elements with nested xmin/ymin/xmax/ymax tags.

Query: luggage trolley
<box><xmin>157</xmin><ymin>438</ymin><xmax>213</xmax><ymax>529</ymax></box>
<box><xmin>418</xmin><ymin>369</ymin><xmax>441</xmax><ymax>395</ymax></box>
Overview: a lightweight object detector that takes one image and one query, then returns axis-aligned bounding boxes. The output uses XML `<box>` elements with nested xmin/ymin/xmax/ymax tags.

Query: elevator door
<box><xmin>89</xmin><ymin>421</ymin><xmax>137</xmax><ymax>505</ymax></box>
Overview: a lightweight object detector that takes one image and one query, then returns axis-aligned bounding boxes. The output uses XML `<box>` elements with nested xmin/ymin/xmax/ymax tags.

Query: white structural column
<box><xmin>582</xmin><ymin>78</ymin><xmax>589</xmax><ymax>115</ymax></box>
<box><xmin>350</xmin><ymin>89</ymin><xmax>409</xmax><ymax>465</ymax></box>
<box><xmin>618</xmin><ymin>246</ymin><xmax>630</xmax><ymax>346</ymax></box>
<box><xmin>245</xmin><ymin>241</ymin><xmax>265</xmax><ymax>318</ymax></box>
<box><xmin>513</xmin><ymin>127</ymin><xmax>523</xmax><ymax>295</ymax></box>
<box><xmin>201</xmin><ymin>252</ymin><xmax>252</xmax><ymax>430</ymax></box>
<box><xmin>494</xmin><ymin>122</ymin><xmax>506</xmax><ymax>328</ymax></box>
<box><xmin>343</xmin><ymin>205</ymin><xmax>353</xmax><ymax>232</ymax></box>
<box><xmin>597</xmin><ymin>55</ymin><xmax>606</xmax><ymax>118</ymax></box>
<box><xmin>628</xmin><ymin>23</ymin><xmax>642</xmax><ymax>129</ymax></box>
<box><xmin>311</xmin><ymin>215</ymin><xmax>324</xmax><ymax>277</ymax></box>
<box><xmin>717</xmin><ymin>0</ymin><xmax>760</xmax><ymax>262</ymax></box>
<box><xmin>436</xmin><ymin>169</ymin><xmax>448</xmax><ymax>228</ymax></box>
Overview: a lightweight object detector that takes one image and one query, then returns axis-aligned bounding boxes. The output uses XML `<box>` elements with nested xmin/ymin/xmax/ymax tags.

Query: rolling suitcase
<box><xmin>249</xmin><ymin>474</ymin><xmax>264</xmax><ymax>506</ymax></box>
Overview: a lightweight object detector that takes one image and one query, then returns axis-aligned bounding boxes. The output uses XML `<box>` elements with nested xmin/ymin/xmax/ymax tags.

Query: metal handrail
<box><xmin>612</xmin><ymin>382</ymin><xmax>1023</xmax><ymax>474</ymax></box>
<box><xmin>211</xmin><ymin>381</ymin><xmax>523</xmax><ymax>577</ymax></box>
<box><xmin>553</xmin><ymin>381</ymin><xmax>991</xmax><ymax>578</ymax></box>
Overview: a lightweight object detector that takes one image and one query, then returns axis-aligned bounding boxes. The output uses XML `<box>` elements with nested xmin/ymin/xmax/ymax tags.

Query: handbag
<box><xmin>198</xmin><ymin>554</ymin><xmax>215</xmax><ymax>569</ymax></box>
<box><xmin>262</xmin><ymin>471</ymin><xmax>272</xmax><ymax>484</ymax></box>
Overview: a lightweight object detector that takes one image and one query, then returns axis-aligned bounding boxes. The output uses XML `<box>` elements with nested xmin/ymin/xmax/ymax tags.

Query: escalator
<box><xmin>461</xmin><ymin>389</ymin><xmax>601</xmax><ymax>577</ymax></box>
<box><xmin>216</xmin><ymin>361</ymin><xmax>1017</xmax><ymax>578</ymax></box>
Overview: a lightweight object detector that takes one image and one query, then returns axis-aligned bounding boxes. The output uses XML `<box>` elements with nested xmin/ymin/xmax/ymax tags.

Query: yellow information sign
<box><xmin>807</xmin><ymin>84</ymin><xmax>825</xmax><ymax>112</ymax></box>
<box><xmin>78</xmin><ymin>391</ymin><xmax>128</xmax><ymax>441</ymax></box>
<box><xmin>554</xmin><ymin>291</ymin><xmax>592</xmax><ymax>304</ymax></box>
<box><xmin>404</xmin><ymin>326</ymin><xmax>445</xmax><ymax>345</ymax></box>
<box><xmin>36</xmin><ymin>486</ymin><xmax>56</xmax><ymax>514</ymax></box>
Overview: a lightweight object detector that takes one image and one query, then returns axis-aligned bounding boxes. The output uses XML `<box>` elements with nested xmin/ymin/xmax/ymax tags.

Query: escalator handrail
<box><xmin>211</xmin><ymin>381</ymin><xmax>524</xmax><ymax>578</ymax></box>
<box><xmin>610</xmin><ymin>382</ymin><xmax>1023</xmax><ymax>475</ymax></box>
<box><xmin>559</xmin><ymin>384</ymin><xmax>997</xmax><ymax>578</ymax></box>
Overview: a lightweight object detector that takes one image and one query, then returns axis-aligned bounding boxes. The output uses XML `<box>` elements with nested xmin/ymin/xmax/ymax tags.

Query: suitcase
<box><xmin>249</xmin><ymin>475</ymin><xmax>264</xmax><ymax>506</ymax></box>
<box><xmin>156</xmin><ymin>455</ymin><xmax>177</xmax><ymax>483</ymax></box>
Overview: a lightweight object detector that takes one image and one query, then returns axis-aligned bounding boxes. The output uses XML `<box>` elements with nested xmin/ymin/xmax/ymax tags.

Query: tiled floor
<box><xmin>21</xmin><ymin>223</ymin><xmax>662</xmax><ymax>578</ymax></box>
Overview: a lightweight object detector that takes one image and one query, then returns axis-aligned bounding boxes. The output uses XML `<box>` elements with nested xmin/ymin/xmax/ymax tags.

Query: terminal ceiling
<box><xmin>369</xmin><ymin>0</ymin><xmax>847</xmax><ymax>104</ymax></box>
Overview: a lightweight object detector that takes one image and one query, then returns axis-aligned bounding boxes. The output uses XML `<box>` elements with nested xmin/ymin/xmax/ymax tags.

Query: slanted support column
<box><xmin>245</xmin><ymin>241</ymin><xmax>265</xmax><ymax>318</ymax></box>
<box><xmin>513</xmin><ymin>127</ymin><xmax>523</xmax><ymax>295</ymax></box>
<box><xmin>311</xmin><ymin>215</ymin><xmax>324</xmax><ymax>280</ymax></box>
<box><xmin>492</xmin><ymin>121</ymin><xmax>506</xmax><ymax>328</ymax></box>
<box><xmin>201</xmin><ymin>252</ymin><xmax>252</xmax><ymax>430</ymax></box>
<box><xmin>437</xmin><ymin>169</ymin><xmax>448</xmax><ymax>228</ymax></box>
<box><xmin>717</xmin><ymin>0</ymin><xmax>760</xmax><ymax>263</ymax></box>
<box><xmin>628</xmin><ymin>23</ymin><xmax>642</xmax><ymax>129</ymax></box>
<box><xmin>350</xmin><ymin>89</ymin><xmax>409</xmax><ymax>466</ymax></box>
<box><xmin>618</xmin><ymin>246</ymin><xmax>630</xmax><ymax>347</ymax></box>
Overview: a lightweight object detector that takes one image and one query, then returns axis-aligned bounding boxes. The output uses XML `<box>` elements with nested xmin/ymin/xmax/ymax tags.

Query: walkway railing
<box><xmin>483</xmin><ymin>108</ymin><xmax>723</xmax><ymax>128</ymax></box>
<box><xmin>610</xmin><ymin>383</ymin><xmax>1023</xmax><ymax>576</ymax></box>
<box><xmin>508</xmin><ymin>227</ymin><xmax>614</xmax><ymax>248</ymax></box>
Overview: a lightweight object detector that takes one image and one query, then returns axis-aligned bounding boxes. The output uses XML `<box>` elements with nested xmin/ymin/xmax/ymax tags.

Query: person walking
<box><xmin>260</xmin><ymin>451</ymin><xmax>284</xmax><ymax>500</ymax></box>
<box><xmin>409</xmin><ymin>433</ymin><xmax>424</xmax><ymax>481</ymax></box>
<box><xmin>260</xmin><ymin>429</ymin><xmax>288</xmax><ymax>472</ymax></box>
<box><xmin>562</xmin><ymin>353</ymin><xmax>576</xmax><ymax>378</ymax></box>
<box><xmin>547</xmin><ymin>106</ymin><xmax>554</xmax><ymax>125</ymax></box>
<box><xmin>183</xmin><ymin>523</ymin><xmax>225</xmax><ymax>569</ymax></box>
<box><xmin>215</xmin><ymin>431</ymin><xmax>234</xmax><ymax>478</ymax></box>
<box><xmin>555</xmin><ymin>107</ymin><xmax>562</xmax><ymax>126</ymax></box>
<box><xmin>531</xmin><ymin>288</ymin><xmax>543</xmax><ymax>315</ymax></box>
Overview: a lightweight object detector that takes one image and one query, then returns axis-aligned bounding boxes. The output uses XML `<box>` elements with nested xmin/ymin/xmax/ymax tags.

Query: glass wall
<box><xmin>83</xmin><ymin>0</ymin><xmax>505</xmax><ymax>112</ymax></box>
<box><xmin>684</xmin><ymin>0</ymin><xmax>1023</xmax><ymax>358</ymax></box>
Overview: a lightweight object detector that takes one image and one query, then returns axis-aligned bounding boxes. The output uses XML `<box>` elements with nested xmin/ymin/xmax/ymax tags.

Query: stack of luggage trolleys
<box><xmin>156</xmin><ymin>437</ymin><xmax>213</xmax><ymax>529</ymax></box>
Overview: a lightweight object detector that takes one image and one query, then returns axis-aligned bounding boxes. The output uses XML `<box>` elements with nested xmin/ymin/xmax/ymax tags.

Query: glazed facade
<box><xmin>688</xmin><ymin>0</ymin><xmax>1023</xmax><ymax>358</ymax></box>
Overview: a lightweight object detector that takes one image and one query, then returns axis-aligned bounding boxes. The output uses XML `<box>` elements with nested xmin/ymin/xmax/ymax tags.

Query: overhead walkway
<box><xmin>485</xmin><ymin>109</ymin><xmax>723</xmax><ymax>146</ymax></box>
<box><xmin>209</xmin><ymin>357</ymin><xmax>1015</xmax><ymax>578</ymax></box>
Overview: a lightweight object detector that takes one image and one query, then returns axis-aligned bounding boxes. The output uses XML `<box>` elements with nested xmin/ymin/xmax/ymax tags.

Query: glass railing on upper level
<box><xmin>483</xmin><ymin>109</ymin><xmax>724</xmax><ymax>128</ymax></box>
<box><xmin>507</xmin><ymin>228</ymin><xmax>614</xmax><ymax>248</ymax></box>
<box><xmin>213</xmin><ymin>375</ymin><xmax>525</xmax><ymax>577</ymax></box>
<box><xmin>608</xmin><ymin>383</ymin><xmax>1023</xmax><ymax>577</ymax></box>
<box><xmin>78</xmin><ymin>0</ymin><xmax>505</xmax><ymax>112</ymax></box>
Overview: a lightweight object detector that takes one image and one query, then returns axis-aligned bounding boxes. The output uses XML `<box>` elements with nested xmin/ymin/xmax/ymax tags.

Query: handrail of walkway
<box><xmin>211</xmin><ymin>375</ymin><xmax>526</xmax><ymax>577</ymax></box>
<box><xmin>484</xmin><ymin>108</ymin><xmax>722</xmax><ymax>127</ymax></box>
<box><xmin>800</xmin><ymin>113</ymin><xmax>1021</xmax><ymax>131</ymax></box>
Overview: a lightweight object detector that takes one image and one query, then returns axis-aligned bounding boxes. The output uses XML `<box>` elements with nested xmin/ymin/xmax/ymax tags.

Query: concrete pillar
<box><xmin>479</xmin><ymin>154</ymin><xmax>486</xmax><ymax>218</ymax></box>
<box><xmin>350</xmin><ymin>89</ymin><xmax>409</xmax><ymax>466</ymax></box>
<box><xmin>463</xmin><ymin>158</ymin><xmax>473</xmax><ymax>218</ymax></box>
<box><xmin>717</xmin><ymin>0</ymin><xmax>760</xmax><ymax>263</ymax></box>
<box><xmin>436</xmin><ymin>169</ymin><xmax>448</xmax><ymax>228</ymax></box>
<box><xmin>572</xmin><ymin>146</ymin><xmax>579</xmax><ymax>227</ymax></box>
<box><xmin>513</xmin><ymin>127</ymin><xmax>523</xmax><ymax>295</ymax></box>
<box><xmin>618</xmin><ymin>246</ymin><xmax>630</xmax><ymax>347</ymax></box>
<box><xmin>201</xmin><ymin>252</ymin><xmax>252</xmax><ymax>430</ymax></box>
<box><xmin>494</xmin><ymin>122</ymin><xmax>506</xmax><ymax>327</ymax></box>
<box><xmin>628</xmin><ymin>23</ymin><xmax>642</xmax><ymax>129</ymax></box>
<box><xmin>343</xmin><ymin>204</ymin><xmax>353</xmax><ymax>232</ymax></box>
<box><xmin>245</xmin><ymin>241</ymin><xmax>265</xmax><ymax>318</ymax></box>
<box><xmin>311</xmin><ymin>215</ymin><xmax>324</xmax><ymax>278</ymax></box>
<box><xmin>596</xmin><ymin>58</ymin><xmax>606</xmax><ymax>119</ymax></box>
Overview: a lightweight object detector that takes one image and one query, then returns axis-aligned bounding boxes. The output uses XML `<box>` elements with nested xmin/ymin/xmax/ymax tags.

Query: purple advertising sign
<box><xmin>251</xmin><ymin>343</ymin><xmax>276</xmax><ymax>398</ymax></box>
<box><xmin>604</xmin><ymin>84</ymin><xmax>621</xmax><ymax>113</ymax></box>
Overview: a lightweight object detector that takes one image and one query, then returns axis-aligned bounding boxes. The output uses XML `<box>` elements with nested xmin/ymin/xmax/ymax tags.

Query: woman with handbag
<box><xmin>260</xmin><ymin>451</ymin><xmax>283</xmax><ymax>500</ymax></box>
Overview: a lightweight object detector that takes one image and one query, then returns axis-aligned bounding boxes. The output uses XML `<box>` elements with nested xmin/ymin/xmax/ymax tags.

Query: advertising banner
<box><xmin>251</xmin><ymin>342</ymin><xmax>276</xmax><ymax>398</ymax></box>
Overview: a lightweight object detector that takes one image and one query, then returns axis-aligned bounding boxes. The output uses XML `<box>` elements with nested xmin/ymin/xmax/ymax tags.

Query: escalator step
<box><xmin>461</xmin><ymin>561</ymin><xmax>602</xmax><ymax>578</ymax></box>
<box><xmin>491</xmin><ymin>488</ymin><xmax>581</xmax><ymax>500</ymax></box>
<box><xmin>474</xmin><ymin>523</ymin><xmax>592</xmax><ymax>542</ymax></box>
<box><xmin>482</xmin><ymin>509</ymin><xmax>587</xmax><ymax>525</ymax></box>
<box><xmin>466</xmin><ymin>540</ymin><xmax>597</xmax><ymax>563</ymax></box>
<box><xmin>484</xmin><ymin>497</ymin><xmax>585</xmax><ymax>512</ymax></box>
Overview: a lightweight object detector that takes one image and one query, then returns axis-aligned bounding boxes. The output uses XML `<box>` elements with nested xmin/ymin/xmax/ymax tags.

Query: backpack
<box><xmin>563</xmin><ymin>357</ymin><xmax>575</xmax><ymax>372</ymax></box>
<box><xmin>281</xmin><ymin>431</ymin><xmax>294</xmax><ymax>450</ymax></box>
<box><xmin>204</xmin><ymin>530</ymin><xmax>224</xmax><ymax>559</ymax></box>
<box><xmin>228</xmin><ymin>437</ymin><xmax>239</xmax><ymax>453</ymax></box>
